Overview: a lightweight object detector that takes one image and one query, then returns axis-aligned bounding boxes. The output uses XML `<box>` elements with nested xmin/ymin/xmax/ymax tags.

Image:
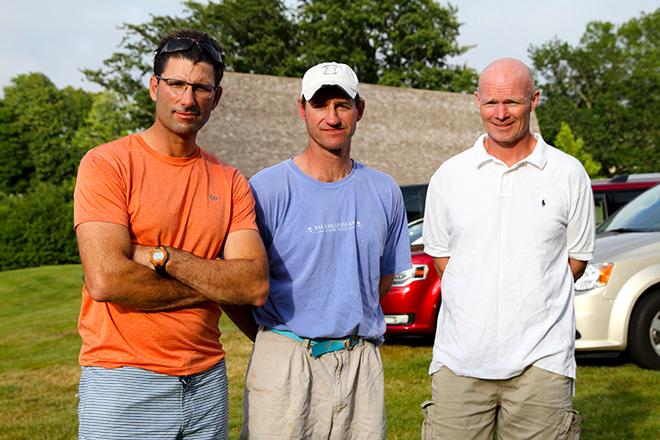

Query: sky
<box><xmin>1</xmin><ymin>0</ymin><xmax>657</xmax><ymax>95</ymax></box>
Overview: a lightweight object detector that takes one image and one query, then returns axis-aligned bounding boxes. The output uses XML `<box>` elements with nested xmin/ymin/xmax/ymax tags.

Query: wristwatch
<box><xmin>149</xmin><ymin>246</ymin><xmax>169</xmax><ymax>274</ymax></box>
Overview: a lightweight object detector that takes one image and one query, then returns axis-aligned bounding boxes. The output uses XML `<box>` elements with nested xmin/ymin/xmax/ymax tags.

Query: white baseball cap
<box><xmin>300</xmin><ymin>62</ymin><xmax>360</xmax><ymax>100</ymax></box>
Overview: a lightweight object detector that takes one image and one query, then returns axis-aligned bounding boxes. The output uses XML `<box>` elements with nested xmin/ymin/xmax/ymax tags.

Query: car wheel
<box><xmin>627</xmin><ymin>291</ymin><xmax>660</xmax><ymax>370</ymax></box>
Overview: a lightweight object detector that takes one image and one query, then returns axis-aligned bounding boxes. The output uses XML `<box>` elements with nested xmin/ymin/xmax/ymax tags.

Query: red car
<box><xmin>383</xmin><ymin>175</ymin><xmax>660</xmax><ymax>336</ymax></box>
<box><xmin>381</xmin><ymin>219</ymin><xmax>441</xmax><ymax>335</ymax></box>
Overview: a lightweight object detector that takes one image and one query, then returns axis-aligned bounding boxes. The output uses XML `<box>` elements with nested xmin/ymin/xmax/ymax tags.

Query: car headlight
<box><xmin>392</xmin><ymin>264</ymin><xmax>428</xmax><ymax>287</ymax></box>
<box><xmin>574</xmin><ymin>262</ymin><xmax>614</xmax><ymax>293</ymax></box>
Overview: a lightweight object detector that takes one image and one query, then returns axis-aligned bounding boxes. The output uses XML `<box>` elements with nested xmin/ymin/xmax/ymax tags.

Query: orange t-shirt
<box><xmin>74</xmin><ymin>134</ymin><xmax>257</xmax><ymax>375</ymax></box>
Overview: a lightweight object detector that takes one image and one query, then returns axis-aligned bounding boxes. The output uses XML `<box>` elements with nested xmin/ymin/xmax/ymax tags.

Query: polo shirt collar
<box><xmin>473</xmin><ymin>133</ymin><xmax>548</xmax><ymax>170</ymax></box>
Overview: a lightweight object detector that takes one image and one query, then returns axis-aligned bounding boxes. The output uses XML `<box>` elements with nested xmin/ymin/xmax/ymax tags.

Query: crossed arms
<box><xmin>77</xmin><ymin>221</ymin><xmax>269</xmax><ymax>312</ymax></box>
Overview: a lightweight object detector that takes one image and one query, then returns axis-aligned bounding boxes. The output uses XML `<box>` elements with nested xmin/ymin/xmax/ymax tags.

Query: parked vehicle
<box><xmin>381</xmin><ymin>219</ymin><xmax>440</xmax><ymax>335</ymax></box>
<box><xmin>574</xmin><ymin>184</ymin><xmax>660</xmax><ymax>369</ymax></box>
<box><xmin>591</xmin><ymin>173</ymin><xmax>660</xmax><ymax>224</ymax></box>
<box><xmin>386</xmin><ymin>174</ymin><xmax>659</xmax><ymax>338</ymax></box>
<box><xmin>400</xmin><ymin>173</ymin><xmax>660</xmax><ymax>227</ymax></box>
<box><xmin>401</xmin><ymin>184</ymin><xmax>428</xmax><ymax>223</ymax></box>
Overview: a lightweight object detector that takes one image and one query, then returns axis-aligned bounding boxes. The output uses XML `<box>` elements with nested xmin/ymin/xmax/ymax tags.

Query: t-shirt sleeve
<box><xmin>227</xmin><ymin>170</ymin><xmax>258</xmax><ymax>233</ymax></box>
<box><xmin>380</xmin><ymin>185</ymin><xmax>412</xmax><ymax>276</ymax></box>
<box><xmin>74</xmin><ymin>150</ymin><xmax>129</xmax><ymax>229</ymax></box>
<box><xmin>248</xmin><ymin>176</ymin><xmax>274</xmax><ymax>248</ymax></box>
<box><xmin>567</xmin><ymin>168</ymin><xmax>595</xmax><ymax>261</ymax></box>
<box><xmin>423</xmin><ymin>170</ymin><xmax>451</xmax><ymax>258</ymax></box>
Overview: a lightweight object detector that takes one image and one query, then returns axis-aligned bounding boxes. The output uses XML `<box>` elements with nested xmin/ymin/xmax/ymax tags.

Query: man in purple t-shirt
<box><xmin>232</xmin><ymin>62</ymin><xmax>411</xmax><ymax>439</ymax></box>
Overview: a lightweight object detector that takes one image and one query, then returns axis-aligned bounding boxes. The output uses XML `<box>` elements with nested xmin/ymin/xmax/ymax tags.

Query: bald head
<box><xmin>477</xmin><ymin>58</ymin><xmax>535</xmax><ymax>97</ymax></box>
<box><xmin>474</xmin><ymin>57</ymin><xmax>540</xmax><ymax>151</ymax></box>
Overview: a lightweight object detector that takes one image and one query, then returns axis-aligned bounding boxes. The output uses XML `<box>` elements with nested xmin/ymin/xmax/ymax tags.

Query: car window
<box><xmin>408</xmin><ymin>219</ymin><xmax>424</xmax><ymax>245</ymax></box>
<box><xmin>593</xmin><ymin>193</ymin><xmax>606</xmax><ymax>225</ymax></box>
<box><xmin>605</xmin><ymin>190</ymin><xmax>646</xmax><ymax>217</ymax></box>
<box><xmin>598</xmin><ymin>185</ymin><xmax>660</xmax><ymax>233</ymax></box>
<box><xmin>593</xmin><ymin>188</ymin><xmax>652</xmax><ymax>225</ymax></box>
<box><xmin>401</xmin><ymin>185</ymin><xmax>427</xmax><ymax>223</ymax></box>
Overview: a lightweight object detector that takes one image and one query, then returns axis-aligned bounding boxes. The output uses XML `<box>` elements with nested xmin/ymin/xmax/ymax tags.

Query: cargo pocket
<box><xmin>421</xmin><ymin>400</ymin><xmax>435</xmax><ymax>440</ymax></box>
<box><xmin>557</xmin><ymin>409</ymin><xmax>581</xmax><ymax>440</ymax></box>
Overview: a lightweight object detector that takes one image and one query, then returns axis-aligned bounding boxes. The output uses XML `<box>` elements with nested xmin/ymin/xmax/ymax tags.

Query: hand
<box><xmin>131</xmin><ymin>244</ymin><xmax>154</xmax><ymax>270</ymax></box>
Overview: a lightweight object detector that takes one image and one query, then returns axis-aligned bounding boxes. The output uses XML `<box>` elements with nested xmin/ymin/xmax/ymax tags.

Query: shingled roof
<box><xmin>198</xmin><ymin>71</ymin><xmax>540</xmax><ymax>185</ymax></box>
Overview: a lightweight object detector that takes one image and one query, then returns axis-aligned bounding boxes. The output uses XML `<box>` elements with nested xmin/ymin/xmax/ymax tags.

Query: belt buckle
<box><xmin>309</xmin><ymin>336</ymin><xmax>359</xmax><ymax>358</ymax></box>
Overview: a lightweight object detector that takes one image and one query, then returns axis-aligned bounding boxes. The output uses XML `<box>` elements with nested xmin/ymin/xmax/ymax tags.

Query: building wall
<box><xmin>198</xmin><ymin>71</ymin><xmax>541</xmax><ymax>184</ymax></box>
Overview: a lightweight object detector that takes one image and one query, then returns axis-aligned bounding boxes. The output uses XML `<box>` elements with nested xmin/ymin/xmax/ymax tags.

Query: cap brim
<box><xmin>302</xmin><ymin>83</ymin><xmax>357</xmax><ymax>100</ymax></box>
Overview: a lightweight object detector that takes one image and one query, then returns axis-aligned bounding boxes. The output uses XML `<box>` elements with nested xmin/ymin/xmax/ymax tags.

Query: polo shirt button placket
<box><xmin>501</xmin><ymin>169</ymin><xmax>513</xmax><ymax>198</ymax></box>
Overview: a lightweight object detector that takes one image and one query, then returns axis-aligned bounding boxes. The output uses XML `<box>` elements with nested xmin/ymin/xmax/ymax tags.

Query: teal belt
<box><xmin>268</xmin><ymin>328</ymin><xmax>362</xmax><ymax>358</ymax></box>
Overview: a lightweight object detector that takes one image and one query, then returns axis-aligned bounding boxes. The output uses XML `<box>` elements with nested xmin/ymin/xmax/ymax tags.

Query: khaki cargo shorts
<box><xmin>241</xmin><ymin>328</ymin><xmax>386</xmax><ymax>440</ymax></box>
<box><xmin>421</xmin><ymin>366</ymin><xmax>580</xmax><ymax>440</ymax></box>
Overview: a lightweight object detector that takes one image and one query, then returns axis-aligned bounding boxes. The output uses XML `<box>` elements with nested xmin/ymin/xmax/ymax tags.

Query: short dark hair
<box><xmin>154</xmin><ymin>29</ymin><xmax>225</xmax><ymax>85</ymax></box>
<box><xmin>301</xmin><ymin>86</ymin><xmax>363</xmax><ymax>107</ymax></box>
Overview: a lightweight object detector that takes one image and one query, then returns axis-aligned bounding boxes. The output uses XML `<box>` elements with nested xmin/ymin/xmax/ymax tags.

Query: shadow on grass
<box><xmin>576</xmin><ymin>351</ymin><xmax>629</xmax><ymax>367</ymax></box>
<box><xmin>384</xmin><ymin>334</ymin><xmax>434</xmax><ymax>347</ymax></box>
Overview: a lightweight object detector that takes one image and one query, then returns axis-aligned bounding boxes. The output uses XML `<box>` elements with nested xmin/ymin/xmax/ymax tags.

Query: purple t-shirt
<box><xmin>249</xmin><ymin>159</ymin><xmax>411</xmax><ymax>341</ymax></box>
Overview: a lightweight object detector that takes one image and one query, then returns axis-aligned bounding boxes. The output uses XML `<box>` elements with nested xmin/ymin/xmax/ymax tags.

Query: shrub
<box><xmin>0</xmin><ymin>180</ymin><xmax>78</xmax><ymax>270</ymax></box>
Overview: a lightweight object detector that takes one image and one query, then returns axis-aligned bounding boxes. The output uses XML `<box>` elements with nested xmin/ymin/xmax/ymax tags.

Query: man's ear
<box><xmin>149</xmin><ymin>76</ymin><xmax>159</xmax><ymax>102</ymax></box>
<box><xmin>297</xmin><ymin>97</ymin><xmax>306</xmax><ymax>119</ymax></box>
<box><xmin>211</xmin><ymin>86</ymin><xmax>223</xmax><ymax>109</ymax></box>
<box><xmin>356</xmin><ymin>98</ymin><xmax>365</xmax><ymax>121</ymax></box>
<box><xmin>473</xmin><ymin>90</ymin><xmax>481</xmax><ymax>108</ymax></box>
<box><xmin>530</xmin><ymin>89</ymin><xmax>541</xmax><ymax>112</ymax></box>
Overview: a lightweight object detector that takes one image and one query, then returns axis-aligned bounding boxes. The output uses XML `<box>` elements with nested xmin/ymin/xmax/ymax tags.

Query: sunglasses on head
<box><xmin>156</xmin><ymin>38</ymin><xmax>224</xmax><ymax>66</ymax></box>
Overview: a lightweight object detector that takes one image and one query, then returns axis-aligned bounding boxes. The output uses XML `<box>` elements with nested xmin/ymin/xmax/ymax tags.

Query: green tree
<box><xmin>71</xmin><ymin>91</ymin><xmax>132</xmax><ymax>160</ymax></box>
<box><xmin>0</xmin><ymin>100</ymin><xmax>32</xmax><ymax>194</ymax></box>
<box><xmin>554</xmin><ymin>122</ymin><xmax>601</xmax><ymax>177</ymax></box>
<box><xmin>187</xmin><ymin>0</ymin><xmax>299</xmax><ymax>76</ymax></box>
<box><xmin>531</xmin><ymin>9</ymin><xmax>659</xmax><ymax>175</ymax></box>
<box><xmin>0</xmin><ymin>74</ymin><xmax>98</xmax><ymax>270</ymax></box>
<box><xmin>296</xmin><ymin>0</ymin><xmax>477</xmax><ymax>92</ymax></box>
<box><xmin>0</xmin><ymin>73</ymin><xmax>93</xmax><ymax>189</ymax></box>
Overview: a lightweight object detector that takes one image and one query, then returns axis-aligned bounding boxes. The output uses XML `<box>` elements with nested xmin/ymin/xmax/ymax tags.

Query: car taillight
<box><xmin>392</xmin><ymin>264</ymin><xmax>428</xmax><ymax>286</ymax></box>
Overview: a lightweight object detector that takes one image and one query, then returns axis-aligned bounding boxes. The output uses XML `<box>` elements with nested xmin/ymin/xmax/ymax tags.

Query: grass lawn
<box><xmin>1</xmin><ymin>265</ymin><xmax>659</xmax><ymax>439</ymax></box>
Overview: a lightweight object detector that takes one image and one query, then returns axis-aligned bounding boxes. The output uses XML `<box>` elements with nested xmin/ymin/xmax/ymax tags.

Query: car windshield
<box><xmin>597</xmin><ymin>184</ymin><xmax>660</xmax><ymax>233</ymax></box>
<box><xmin>408</xmin><ymin>219</ymin><xmax>423</xmax><ymax>245</ymax></box>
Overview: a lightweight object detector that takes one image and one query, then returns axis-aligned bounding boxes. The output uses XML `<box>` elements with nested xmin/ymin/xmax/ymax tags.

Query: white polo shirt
<box><xmin>423</xmin><ymin>134</ymin><xmax>594</xmax><ymax>379</ymax></box>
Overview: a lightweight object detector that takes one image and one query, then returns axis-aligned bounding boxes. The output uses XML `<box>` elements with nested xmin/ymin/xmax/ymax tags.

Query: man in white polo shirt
<box><xmin>421</xmin><ymin>58</ymin><xmax>594</xmax><ymax>439</ymax></box>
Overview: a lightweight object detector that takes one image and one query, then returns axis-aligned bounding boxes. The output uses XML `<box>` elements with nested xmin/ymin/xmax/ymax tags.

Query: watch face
<box><xmin>152</xmin><ymin>250</ymin><xmax>165</xmax><ymax>261</ymax></box>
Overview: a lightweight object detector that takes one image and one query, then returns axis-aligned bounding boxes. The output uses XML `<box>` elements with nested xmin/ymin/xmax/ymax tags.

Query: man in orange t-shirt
<box><xmin>73</xmin><ymin>29</ymin><xmax>268</xmax><ymax>440</ymax></box>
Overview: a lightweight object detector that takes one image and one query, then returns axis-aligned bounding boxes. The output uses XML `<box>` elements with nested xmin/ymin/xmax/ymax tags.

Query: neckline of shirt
<box><xmin>473</xmin><ymin>133</ymin><xmax>548</xmax><ymax>171</ymax></box>
<box><xmin>134</xmin><ymin>133</ymin><xmax>202</xmax><ymax>166</ymax></box>
<box><xmin>286</xmin><ymin>158</ymin><xmax>359</xmax><ymax>189</ymax></box>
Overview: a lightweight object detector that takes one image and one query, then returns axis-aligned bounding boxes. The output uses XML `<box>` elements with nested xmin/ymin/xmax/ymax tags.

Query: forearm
<box><xmin>379</xmin><ymin>274</ymin><xmax>395</xmax><ymax>298</ymax></box>
<box><xmin>131</xmin><ymin>238</ymin><xmax>269</xmax><ymax>307</ymax></box>
<box><xmin>221</xmin><ymin>305</ymin><xmax>259</xmax><ymax>342</ymax></box>
<box><xmin>433</xmin><ymin>257</ymin><xmax>450</xmax><ymax>281</ymax></box>
<box><xmin>166</xmin><ymin>247</ymin><xmax>269</xmax><ymax>306</ymax></box>
<box><xmin>569</xmin><ymin>258</ymin><xmax>587</xmax><ymax>281</ymax></box>
<box><xmin>77</xmin><ymin>222</ymin><xmax>209</xmax><ymax>312</ymax></box>
<box><xmin>82</xmin><ymin>257</ymin><xmax>209</xmax><ymax>311</ymax></box>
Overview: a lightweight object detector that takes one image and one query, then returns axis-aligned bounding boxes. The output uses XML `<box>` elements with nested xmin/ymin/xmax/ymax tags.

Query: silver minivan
<box><xmin>574</xmin><ymin>184</ymin><xmax>660</xmax><ymax>369</ymax></box>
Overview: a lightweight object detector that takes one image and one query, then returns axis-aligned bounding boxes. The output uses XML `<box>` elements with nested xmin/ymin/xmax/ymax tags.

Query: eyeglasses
<box><xmin>156</xmin><ymin>76</ymin><xmax>218</xmax><ymax>98</ymax></box>
<box><xmin>156</xmin><ymin>38</ymin><xmax>224</xmax><ymax>66</ymax></box>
